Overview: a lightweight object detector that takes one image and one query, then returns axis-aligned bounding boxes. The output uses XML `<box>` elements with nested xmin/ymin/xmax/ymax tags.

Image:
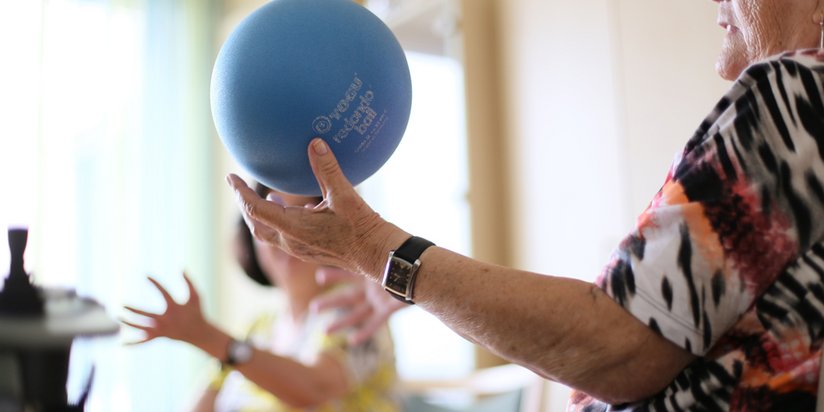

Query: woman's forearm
<box><xmin>393</xmin><ymin>247</ymin><xmax>694</xmax><ymax>404</ymax></box>
<box><xmin>188</xmin><ymin>324</ymin><xmax>348</xmax><ymax>408</ymax></box>
<box><xmin>190</xmin><ymin>389</ymin><xmax>218</xmax><ymax>412</ymax></box>
<box><xmin>230</xmin><ymin>349</ymin><xmax>348</xmax><ymax>408</ymax></box>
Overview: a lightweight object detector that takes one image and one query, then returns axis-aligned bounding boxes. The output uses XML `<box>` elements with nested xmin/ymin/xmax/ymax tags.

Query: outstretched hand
<box><xmin>226</xmin><ymin>138</ymin><xmax>409</xmax><ymax>279</ymax></box>
<box><xmin>121</xmin><ymin>272</ymin><xmax>209</xmax><ymax>346</ymax></box>
<box><xmin>311</xmin><ymin>266</ymin><xmax>406</xmax><ymax>345</ymax></box>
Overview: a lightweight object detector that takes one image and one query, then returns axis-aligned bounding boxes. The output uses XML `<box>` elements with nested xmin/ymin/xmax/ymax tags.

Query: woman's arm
<box><xmin>190</xmin><ymin>388</ymin><xmax>217</xmax><ymax>412</ymax></box>
<box><xmin>188</xmin><ymin>326</ymin><xmax>350</xmax><ymax>408</ymax></box>
<box><xmin>227</xmin><ymin>139</ymin><xmax>695</xmax><ymax>404</ymax></box>
<box><xmin>412</xmin><ymin>248</ymin><xmax>694</xmax><ymax>404</ymax></box>
<box><xmin>121</xmin><ymin>273</ymin><xmax>349</xmax><ymax>408</ymax></box>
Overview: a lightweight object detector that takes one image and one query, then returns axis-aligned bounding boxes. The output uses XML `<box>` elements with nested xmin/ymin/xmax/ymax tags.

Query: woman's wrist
<box><xmin>189</xmin><ymin>322</ymin><xmax>232</xmax><ymax>361</ymax></box>
<box><xmin>355</xmin><ymin>221</ymin><xmax>410</xmax><ymax>282</ymax></box>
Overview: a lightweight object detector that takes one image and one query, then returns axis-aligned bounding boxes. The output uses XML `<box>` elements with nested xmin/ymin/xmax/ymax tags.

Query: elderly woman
<box><xmin>227</xmin><ymin>0</ymin><xmax>824</xmax><ymax>410</ymax></box>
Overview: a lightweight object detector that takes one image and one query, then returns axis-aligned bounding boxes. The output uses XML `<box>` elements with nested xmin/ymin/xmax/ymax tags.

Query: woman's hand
<box><xmin>121</xmin><ymin>272</ymin><xmax>211</xmax><ymax>346</ymax></box>
<box><xmin>311</xmin><ymin>266</ymin><xmax>406</xmax><ymax>345</ymax></box>
<box><xmin>226</xmin><ymin>138</ymin><xmax>409</xmax><ymax>278</ymax></box>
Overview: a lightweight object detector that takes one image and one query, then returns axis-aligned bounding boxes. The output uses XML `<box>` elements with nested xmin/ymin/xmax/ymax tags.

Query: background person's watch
<box><xmin>381</xmin><ymin>236</ymin><xmax>435</xmax><ymax>304</ymax></box>
<box><xmin>225</xmin><ymin>338</ymin><xmax>254</xmax><ymax>366</ymax></box>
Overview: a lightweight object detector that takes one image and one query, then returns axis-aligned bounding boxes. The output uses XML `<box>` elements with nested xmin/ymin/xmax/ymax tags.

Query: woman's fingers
<box><xmin>349</xmin><ymin>315</ymin><xmax>388</xmax><ymax>346</ymax></box>
<box><xmin>123</xmin><ymin>336</ymin><xmax>156</xmax><ymax>346</ymax></box>
<box><xmin>307</xmin><ymin>138</ymin><xmax>352</xmax><ymax>198</ymax></box>
<box><xmin>227</xmin><ymin>174</ymin><xmax>305</xmax><ymax>249</ymax></box>
<box><xmin>315</xmin><ymin>266</ymin><xmax>360</xmax><ymax>287</ymax></box>
<box><xmin>311</xmin><ymin>284</ymin><xmax>365</xmax><ymax>313</ymax></box>
<box><xmin>122</xmin><ymin>305</ymin><xmax>159</xmax><ymax>319</ymax></box>
<box><xmin>248</xmin><ymin>217</ymin><xmax>282</xmax><ymax>245</ymax></box>
<box><xmin>146</xmin><ymin>276</ymin><xmax>176</xmax><ymax>307</ymax></box>
<box><xmin>326</xmin><ymin>303</ymin><xmax>372</xmax><ymax>334</ymax></box>
<box><xmin>120</xmin><ymin>315</ymin><xmax>159</xmax><ymax>345</ymax></box>
<box><xmin>119</xmin><ymin>318</ymin><xmax>154</xmax><ymax>333</ymax></box>
<box><xmin>182</xmin><ymin>271</ymin><xmax>200</xmax><ymax>305</ymax></box>
<box><xmin>227</xmin><ymin>174</ymin><xmax>290</xmax><ymax>231</ymax></box>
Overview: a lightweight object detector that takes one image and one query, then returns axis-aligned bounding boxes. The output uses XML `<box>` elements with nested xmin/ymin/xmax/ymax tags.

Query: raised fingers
<box><xmin>123</xmin><ymin>305</ymin><xmax>160</xmax><ymax>319</ymax></box>
<box><xmin>119</xmin><ymin>317</ymin><xmax>154</xmax><ymax>332</ymax></box>
<box><xmin>311</xmin><ymin>284</ymin><xmax>365</xmax><ymax>313</ymax></box>
<box><xmin>326</xmin><ymin>303</ymin><xmax>373</xmax><ymax>334</ymax></box>
<box><xmin>349</xmin><ymin>315</ymin><xmax>388</xmax><ymax>346</ymax></box>
<box><xmin>315</xmin><ymin>266</ymin><xmax>360</xmax><ymax>287</ymax></box>
<box><xmin>119</xmin><ymin>317</ymin><xmax>159</xmax><ymax>346</ymax></box>
<box><xmin>123</xmin><ymin>336</ymin><xmax>157</xmax><ymax>346</ymax></box>
<box><xmin>227</xmin><ymin>174</ymin><xmax>291</xmax><ymax>232</ymax></box>
<box><xmin>182</xmin><ymin>271</ymin><xmax>200</xmax><ymax>305</ymax></box>
<box><xmin>146</xmin><ymin>276</ymin><xmax>176</xmax><ymax>307</ymax></box>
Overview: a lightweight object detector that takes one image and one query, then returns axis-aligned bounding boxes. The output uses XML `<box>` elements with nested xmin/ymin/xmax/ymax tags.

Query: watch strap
<box><xmin>388</xmin><ymin>289</ymin><xmax>411</xmax><ymax>303</ymax></box>
<box><xmin>393</xmin><ymin>236</ymin><xmax>435</xmax><ymax>263</ymax></box>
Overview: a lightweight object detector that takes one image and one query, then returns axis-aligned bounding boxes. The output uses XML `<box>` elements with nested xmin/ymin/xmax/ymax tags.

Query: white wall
<box><xmin>493</xmin><ymin>0</ymin><xmax>729</xmax><ymax>410</ymax></box>
<box><xmin>615</xmin><ymin>1</ymin><xmax>730</xmax><ymax>214</ymax></box>
<box><xmin>498</xmin><ymin>0</ymin><xmax>630</xmax><ymax>279</ymax></box>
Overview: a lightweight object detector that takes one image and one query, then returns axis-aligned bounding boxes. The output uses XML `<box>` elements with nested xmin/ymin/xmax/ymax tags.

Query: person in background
<box><xmin>228</xmin><ymin>0</ymin><xmax>824</xmax><ymax>410</ymax></box>
<box><xmin>311</xmin><ymin>266</ymin><xmax>406</xmax><ymax>346</ymax></box>
<box><xmin>121</xmin><ymin>183</ymin><xmax>399</xmax><ymax>412</ymax></box>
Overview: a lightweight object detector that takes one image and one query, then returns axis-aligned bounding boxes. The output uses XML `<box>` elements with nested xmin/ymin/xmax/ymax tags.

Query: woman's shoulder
<box><xmin>736</xmin><ymin>48</ymin><xmax>824</xmax><ymax>87</ymax></box>
<box><xmin>774</xmin><ymin>48</ymin><xmax>824</xmax><ymax>66</ymax></box>
<box><xmin>707</xmin><ymin>47</ymin><xmax>824</xmax><ymax>135</ymax></box>
<box><xmin>684</xmin><ymin>49</ymin><xmax>823</xmax><ymax>154</ymax></box>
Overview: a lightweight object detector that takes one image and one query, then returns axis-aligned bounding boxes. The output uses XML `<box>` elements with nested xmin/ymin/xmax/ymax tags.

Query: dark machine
<box><xmin>0</xmin><ymin>228</ymin><xmax>118</xmax><ymax>411</ymax></box>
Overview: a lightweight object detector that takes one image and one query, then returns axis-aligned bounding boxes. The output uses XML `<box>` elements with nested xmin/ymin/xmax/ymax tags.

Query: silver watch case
<box><xmin>381</xmin><ymin>250</ymin><xmax>421</xmax><ymax>303</ymax></box>
<box><xmin>226</xmin><ymin>339</ymin><xmax>254</xmax><ymax>365</ymax></box>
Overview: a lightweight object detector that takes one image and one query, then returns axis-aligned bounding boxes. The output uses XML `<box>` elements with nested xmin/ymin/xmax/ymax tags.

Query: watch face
<box><xmin>228</xmin><ymin>340</ymin><xmax>254</xmax><ymax>365</ymax></box>
<box><xmin>383</xmin><ymin>256</ymin><xmax>414</xmax><ymax>295</ymax></box>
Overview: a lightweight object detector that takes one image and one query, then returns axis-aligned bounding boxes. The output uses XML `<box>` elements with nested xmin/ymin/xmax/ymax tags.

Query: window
<box><xmin>1</xmin><ymin>1</ymin><xmax>217</xmax><ymax>410</ymax></box>
<box><xmin>358</xmin><ymin>50</ymin><xmax>473</xmax><ymax>380</ymax></box>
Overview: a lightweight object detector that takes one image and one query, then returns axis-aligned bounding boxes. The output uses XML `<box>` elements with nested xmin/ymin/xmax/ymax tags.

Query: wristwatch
<box><xmin>382</xmin><ymin>236</ymin><xmax>435</xmax><ymax>304</ymax></box>
<box><xmin>225</xmin><ymin>338</ymin><xmax>254</xmax><ymax>366</ymax></box>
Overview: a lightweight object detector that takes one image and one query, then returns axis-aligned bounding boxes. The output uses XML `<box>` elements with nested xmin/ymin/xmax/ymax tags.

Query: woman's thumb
<box><xmin>308</xmin><ymin>138</ymin><xmax>351</xmax><ymax>197</ymax></box>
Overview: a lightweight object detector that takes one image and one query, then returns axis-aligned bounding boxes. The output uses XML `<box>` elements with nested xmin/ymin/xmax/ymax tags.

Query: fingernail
<box><xmin>312</xmin><ymin>138</ymin><xmax>328</xmax><ymax>155</ymax></box>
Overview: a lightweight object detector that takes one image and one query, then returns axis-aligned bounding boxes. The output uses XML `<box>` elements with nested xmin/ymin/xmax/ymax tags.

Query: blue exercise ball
<box><xmin>211</xmin><ymin>0</ymin><xmax>412</xmax><ymax>196</ymax></box>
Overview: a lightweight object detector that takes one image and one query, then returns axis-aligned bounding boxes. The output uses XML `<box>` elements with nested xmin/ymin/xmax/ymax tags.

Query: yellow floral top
<box><xmin>210</xmin><ymin>310</ymin><xmax>400</xmax><ymax>412</ymax></box>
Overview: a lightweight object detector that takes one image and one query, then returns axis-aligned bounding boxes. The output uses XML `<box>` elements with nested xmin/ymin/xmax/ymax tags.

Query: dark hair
<box><xmin>233</xmin><ymin>183</ymin><xmax>322</xmax><ymax>287</ymax></box>
<box><xmin>235</xmin><ymin>213</ymin><xmax>270</xmax><ymax>287</ymax></box>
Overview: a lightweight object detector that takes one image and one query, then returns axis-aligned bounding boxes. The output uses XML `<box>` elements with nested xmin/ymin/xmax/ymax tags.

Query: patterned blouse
<box><xmin>211</xmin><ymin>309</ymin><xmax>400</xmax><ymax>412</ymax></box>
<box><xmin>571</xmin><ymin>49</ymin><xmax>824</xmax><ymax>411</ymax></box>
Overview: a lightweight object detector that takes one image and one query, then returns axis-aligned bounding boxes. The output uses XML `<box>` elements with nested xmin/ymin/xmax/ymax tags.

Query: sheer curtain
<box><xmin>1</xmin><ymin>0</ymin><xmax>220</xmax><ymax>410</ymax></box>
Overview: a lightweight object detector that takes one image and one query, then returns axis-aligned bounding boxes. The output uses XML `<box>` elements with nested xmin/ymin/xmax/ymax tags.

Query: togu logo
<box><xmin>311</xmin><ymin>74</ymin><xmax>365</xmax><ymax>136</ymax></box>
<box><xmin>312</xmin><ymin>116</ymin><xmax>332</xmax><ymax>134</ymax></box>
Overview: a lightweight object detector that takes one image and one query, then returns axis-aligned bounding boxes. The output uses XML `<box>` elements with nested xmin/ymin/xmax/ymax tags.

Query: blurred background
<box><xmin>0</xmin><ymin>0</ymin><xmax>729</xmax><ymax>410</ymax></box>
